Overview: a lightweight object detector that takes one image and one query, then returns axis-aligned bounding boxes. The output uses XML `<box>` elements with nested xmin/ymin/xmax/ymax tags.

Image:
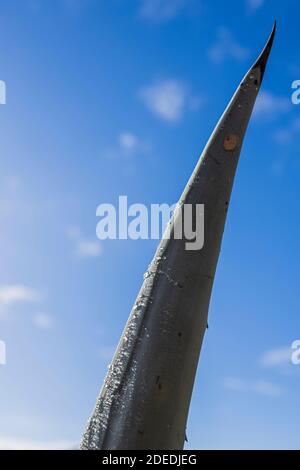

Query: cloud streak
<box><xmin>0</xmin><ymin>285</ymin><xmax>42</xmax><ymax>307</ymax></box>
<box><xmin>76</xmin><ymin>240</ymin><xmax>103</xmax><ymax>257</ymax></box>
<box><xmin>254</xmin><ymin>91</ymin><xmax>291</xmax><ymax>118</ymax></box>
<box><xmin>139</xmin><ymin>79</ymin><xmax>201</xmax><ymax>122</ymax></box>
<box><xmin>104</xmin><ymin>132</ymin><xmax>150</xmax><ymax>164</ymax></box>
<box><xmin>208</xmin><ymin>28</ymin><xmax>249</xmax><ymax>63</ymax></box>
<box><xmin>33</xmin><ymin>312</ymin><xmax>54</xmax><ymax>329</ymax></box>
<box><xmin>260</xmin><ymin>346</ymin><xmax>292</xmax><ymax>367</ymax></box>
<box><xmin>223</xmin><ymin>376</ymin><xmax>284</xmax><ymax>397</ymax></box>
<box><xmin>246</xmin><ymin>0</ymin><xmax>264</xmax><ymax>12</ymax></box>
<box><xmin>67</xmin><ymin>226</ymin><xmax>102</xmax><ymax>258</ymax></box>
<box><xmin>273</xmin><ymin>117</ymin><xmax>300</xmax><ymax>144</ymax></box>
<box><xmin>0</xmin><ymin>437</ymin><xmax>77</xmax><ymax>450</ymax></box>
<box><xmin>140</xmin><ymin>0</ymin><xmax>189</xmax><ymax>22</ymax></box>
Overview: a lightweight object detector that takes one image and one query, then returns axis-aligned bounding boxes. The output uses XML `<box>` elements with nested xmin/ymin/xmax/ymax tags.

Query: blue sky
<box><xmin>0</xmin><ymin>0</ymin><xmax>300</xmax><ymax>450</ymax></box>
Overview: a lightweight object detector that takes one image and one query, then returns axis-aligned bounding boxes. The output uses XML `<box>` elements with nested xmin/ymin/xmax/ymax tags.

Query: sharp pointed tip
<box><xmin>252</xmin><ymin>21</ymin><xmax>276</xmax><ymax>81</ymax></box>
<box><xmin>271</xmin><ymin>19</ymin><xmax>277</xmax><ymax>39</ymax></box>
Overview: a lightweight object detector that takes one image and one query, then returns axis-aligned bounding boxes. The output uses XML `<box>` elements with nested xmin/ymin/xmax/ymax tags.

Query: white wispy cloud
<box><xmin>32</xmin><ymin>312</ymin><xmax>54</xmax><ymax>329</ymax></box>
<box><xmin>119</xmin><ymin>132</ymin><xmax>139</xmax><ymax>153</ymax></box>
<box><xmin>208</xmin><ymin>28</ymin><xmax>249</xmax><ymax>63</ymax></box>
<box><xmin>273</xmin><ymin>117</ymin><xmax>300</xmax><ymax>144</ymax></box>
<box><xmin>76</xmin><ymin>240</ymin><xmax>103</xmax><ymax>257</ymax></box>
<box><xmin>0</xmin><ymin>285</ymin><xmax>42</xmax><ymax>307</ymax></box>
<box><xmin>118</xmin><ymin>131</ymin><xmax>148</xmax><ymax>156</ymax></box>
<box><xmin>0</xmin><ymin>437</ymin><xmax>77</xmax><ymax>450</ymax></box>
<box><xmin>140</xmin><ymin>0</ymin><xmax>189</xmax><ymax>21</ymax></box>
<box><xmin>223</xmin><ymin>376</ymin><xmax>284</xmax><ymax>397</ymax></box>
<box><xmin>104</xmin><ymin>132</ymin><xmax>149</xmax><ymax>162</ymax></box>
<box><xmin>139</xmin><ymin>79</ymin><xmax>201</xmax><ymax>122</ymax></box>
<box><xmin>260</xmin><ymin>346</ymin><xmax>292</xmax><ymax>367</ymax></box>
<box><xmin>67</xmin><ymin>226</ymin><xmax>102</xmax><ymax>258</ymax></box>
<box><xmin>254</xmin><ymin>91</ymin><xmax>291</xmax><ymax>118</ymax></box>
<box><xmin>247</xmin><ymin>0</ymin><xmax>264</xmax><ymax>12</ymax></box>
